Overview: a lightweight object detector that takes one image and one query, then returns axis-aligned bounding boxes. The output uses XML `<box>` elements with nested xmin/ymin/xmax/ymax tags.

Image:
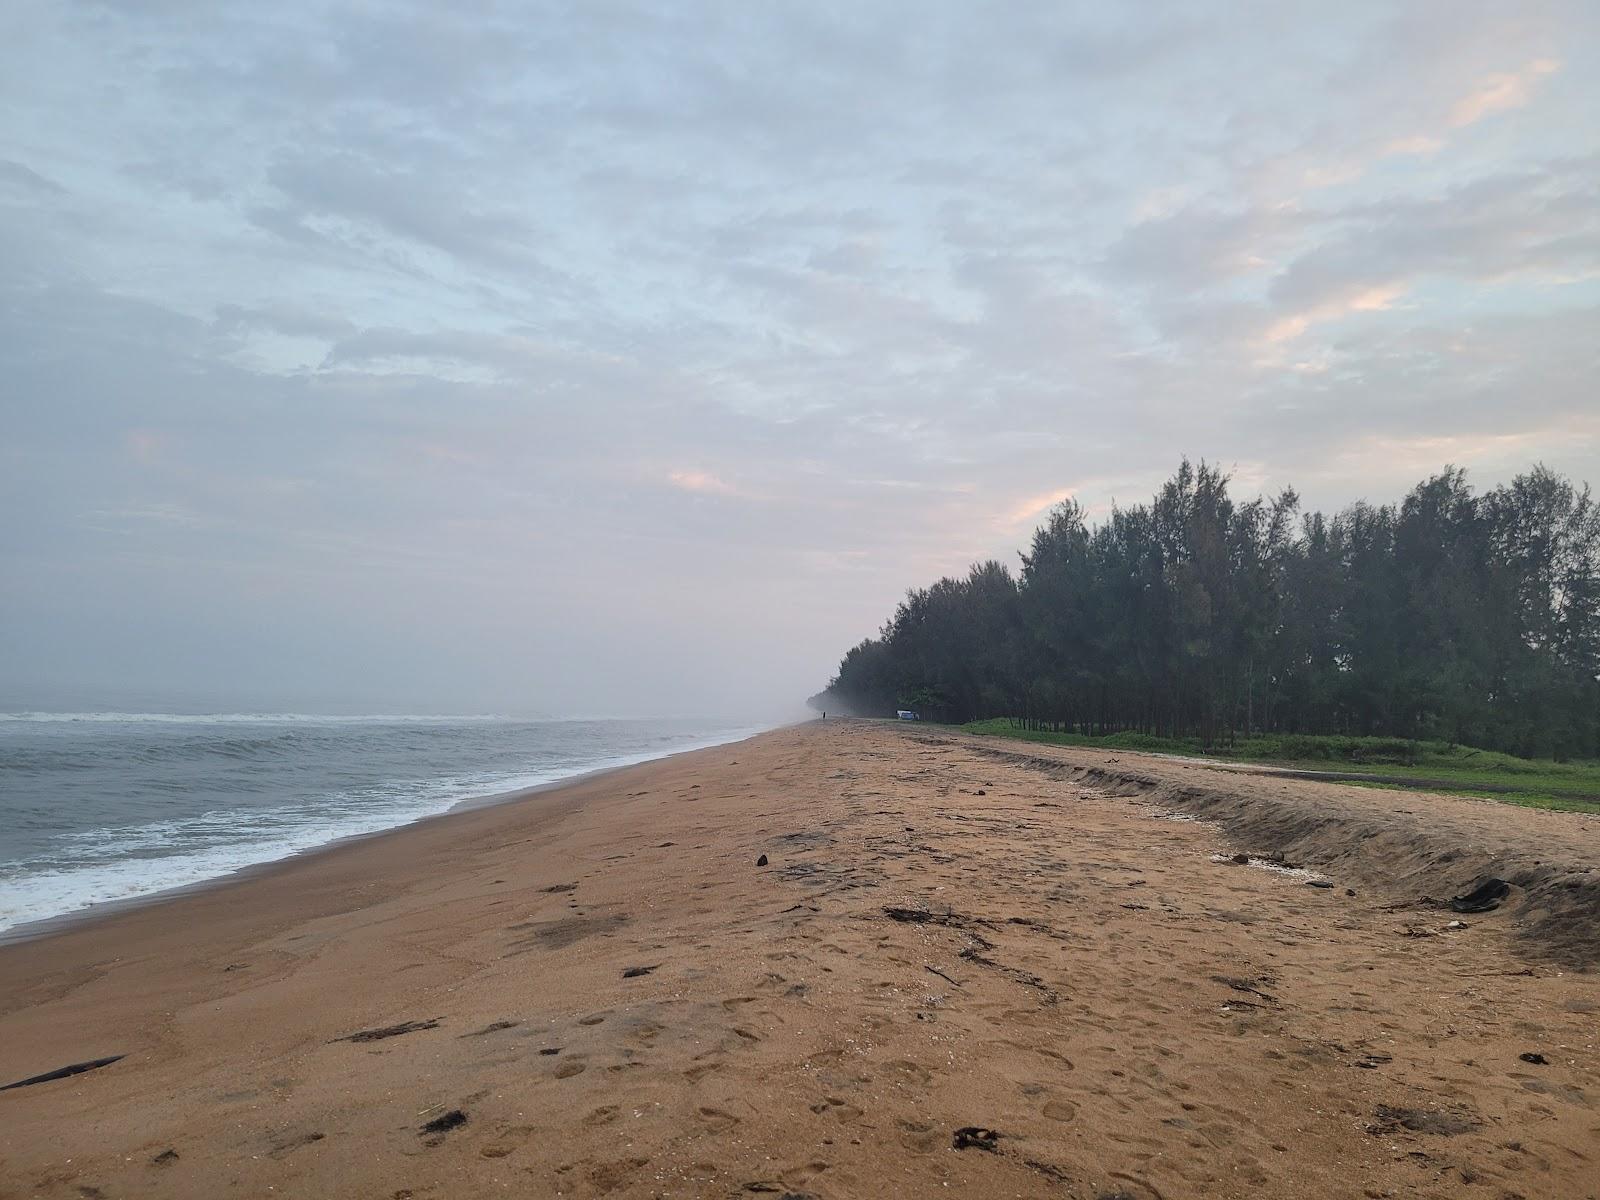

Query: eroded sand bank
<box><xmin>1</xmin><ymin>721</ymin><xmax>1596</xmax><ymax>1199</ymax></box>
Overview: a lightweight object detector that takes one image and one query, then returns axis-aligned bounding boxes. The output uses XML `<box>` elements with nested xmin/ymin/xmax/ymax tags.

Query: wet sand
<box><xmin>1</xmin><ymin>720</ymin><xmax>1596</xmax><ymax>1199</ymax></box>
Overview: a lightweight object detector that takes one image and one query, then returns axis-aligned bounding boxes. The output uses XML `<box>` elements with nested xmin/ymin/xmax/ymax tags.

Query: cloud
<box><xmin>124</xmin><ymin>430</ymin><xmax>167</xmax><ymax>461</ymax></box>
<box><xmin>212</xmin><ymin>303</ymin><xmax>356</xmax><ymax>342</ymax></box>
<box><xmin>1105</xmin><ymin>205</ymin><xmax>1301</xmax><ymax>294</ymax></box>
<box><xmin>1384</xmin><ymin>135</ymin><xmax>1445</xmax><ymax>157</ymax></box>
<box><xmin>0</xmin><ymin>3</ymin><xmax>1594</xmax><ymax>715</ymax></box>
<box><xmin>1262</xmin><ymin>282</ymin><xmax>1407</xmax><ymax>345</ymax></box>
<box><xmin>667</xmin><ymin>470</ymin><xmax>739</xmax><ymax>496</ymax></box>
<box><xmin>84</xmin><ymin>502</ymin><xmax>210</xmax><ymax>530</ymax></box>
<box><xmin>1327</xmin><ymin>425</ymin><xmax>1593</xmax><ymax>479</ymax></box>
<box><xmin>0</xmin><ymin>159</ymin><xmax>67</xmax><ymax>197</ymax></box>
<box><xmin>1000</xmin><ymin>486</ymin><xmax>1077</xmax><ymax>529</ymax></box>
<box><xmin>1302</xmin><ymin>162</ymin><xmax>1366</xmax><ymax>190</ymax></box>
<box><xmin>1449</xmin><ymin>59</ymin><xmax>1561</xmax><ymax>128</ymax></box>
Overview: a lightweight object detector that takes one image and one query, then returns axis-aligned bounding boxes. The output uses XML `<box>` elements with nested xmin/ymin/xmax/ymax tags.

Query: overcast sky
<box><xmin>3</xmin><ymin>2</ymin><xmax>1597</xmax><ymax>717</ymax></box>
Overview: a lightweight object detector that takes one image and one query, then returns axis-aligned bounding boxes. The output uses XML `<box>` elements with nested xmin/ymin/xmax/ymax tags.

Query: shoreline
<box><xmin>0</xmin><ymin>722</ymin><xmax>775</xmax><ymax>949</ymax></box>
<box><xmin>2</xmin><ymin>720</ymin><xmax>1595</xmax><ymax>1200</ymax></box>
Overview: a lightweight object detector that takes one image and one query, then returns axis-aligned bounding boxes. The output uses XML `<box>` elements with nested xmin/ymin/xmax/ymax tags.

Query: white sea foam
<box><xmin>0</xmin><ymin>722</ymin><xmax>767</xmax><ymax>938</ymax></box>
<box><xmin>0</xmin><ymin>711</ymin><xmax>512</xmax><ymax>724</ymax></box>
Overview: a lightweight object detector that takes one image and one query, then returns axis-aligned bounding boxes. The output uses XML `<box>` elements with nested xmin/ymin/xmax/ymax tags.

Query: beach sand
<box><xmin>1</xmin><ymin>720</ymin><xmax>1596</xmax><ymax>1199</ymax></box>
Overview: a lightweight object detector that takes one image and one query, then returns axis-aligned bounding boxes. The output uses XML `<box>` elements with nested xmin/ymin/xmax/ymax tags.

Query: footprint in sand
<box><xmin>582</xmin><ymin>1158</ymin><xmax>649</xmax><ymax>1192</ymax></box>
<box><xmin>1042</xmin><ymin>1099</ymin><xmax>1078</xmax><ymax>1122</ymax></box>
<box><xmin>577</xmin><ymin>1013</ymin><xmax>607</xmax><ymax>1026</ymax></box>
<box><xmin>1022</xmin><ymin>1044</ymin><xmax>1076</xmax><ymax>1071</ymax></box>
<box><xmin>625</xmin><ymin>1020</ymin><xmax>665</xmax><ymax>1044</ymax></box>
<box><xmin>554</xmin><ymin>1059</ymin><xmax>587</xmax><ymax>1079</ymax></box>
<box><xmin>755</xmin><ymin>1160</ymin><xmax>831</xmax><ymax>1191</ymax></box>
<box><xmin>583</xmin><ymin>1105</ymin><xmax>620</xmax><ymax>1127</ymax></box>
<box><xmin>1106</xmin><ymin>1171</ymin><xmax>1166</xmax><ymax>1199</ymax></box>
<box><xmin>897</xmin><ymin>1119</ymin><xmax>939</xmax><ymax>1153</ymax></box>
<box><xmin>883</xmin><ymin>1059</ymin><xmax>932</xmax><ymax>1086</ymax></box>
<box><xmin>696</xmin><ymin>1106</ymin><xmax>739</xmax><ymax>1132</ymax></box>
<box><xmin>265</xmin><ymin>1130</ymin><xmax>325</xmax><ymax>1159</ymax></box>
<box><xmin>808</xmin><ymin>1096</ymin><xmax>864</xmax><ymax>1123</ymax></box>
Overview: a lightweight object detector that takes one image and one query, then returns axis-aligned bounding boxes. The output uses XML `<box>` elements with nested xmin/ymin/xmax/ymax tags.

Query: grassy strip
<box><xmin>958</xmin><ymin>719</ymin><xmax>1600</xmax><ymax>814</ymax></box>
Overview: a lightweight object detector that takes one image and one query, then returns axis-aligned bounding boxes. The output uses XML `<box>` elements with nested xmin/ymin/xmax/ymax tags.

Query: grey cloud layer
<box><xmin>2</xmin><ymin>0</ymin><xmax>1596</xmax><ymax>715</ymax></box>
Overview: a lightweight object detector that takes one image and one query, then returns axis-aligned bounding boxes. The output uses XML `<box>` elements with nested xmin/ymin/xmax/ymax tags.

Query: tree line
<box><xmin>814</xmin><ymin>461</ymin><xmax>1600</xmax><ymax>759</ymax></box>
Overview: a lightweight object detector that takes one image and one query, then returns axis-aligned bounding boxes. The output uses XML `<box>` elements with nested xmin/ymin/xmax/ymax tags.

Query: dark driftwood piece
<box><xmin>1</xmin><ymin>1055</ymin><xmax>125</xmax><ymax>1091</ymax></box>
<box><xmin>329</xmin><ymin>1019</ymin><xmax>440</xmax><ymax>1043</ymax></box>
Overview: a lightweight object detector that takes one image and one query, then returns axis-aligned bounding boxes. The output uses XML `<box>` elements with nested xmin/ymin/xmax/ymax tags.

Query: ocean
<box><xmin>0</xmin><ymin>712</ymin><xmax>765</xmax><ymax>939</ymax></box>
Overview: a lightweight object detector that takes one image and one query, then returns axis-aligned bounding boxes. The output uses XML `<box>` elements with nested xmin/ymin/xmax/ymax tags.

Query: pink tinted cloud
<box><xmin>667</xmin><ymin>469</ymin><xmax>738</xmax><ymax>496</ymax></box>
<box><xmin>1449</xmin><ymin>59</ymin><xmax>1560</xmax><ymax>128</ymax></box>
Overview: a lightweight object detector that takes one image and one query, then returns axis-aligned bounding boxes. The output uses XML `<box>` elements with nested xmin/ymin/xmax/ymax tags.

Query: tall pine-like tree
<box><xmin>816</xmin><ymin>461</ymin><xmax>1600</xmax><ymax>759</ymax></box>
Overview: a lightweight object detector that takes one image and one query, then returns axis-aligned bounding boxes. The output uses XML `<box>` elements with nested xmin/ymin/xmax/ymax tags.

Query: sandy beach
<box><xmin>1</xmin><ymin>720</ymin><xmax>1596</xmax><ymax>1199</ymax></box>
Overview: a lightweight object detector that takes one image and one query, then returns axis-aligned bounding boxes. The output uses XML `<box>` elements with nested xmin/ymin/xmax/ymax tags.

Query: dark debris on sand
<box><xmin>420</xmin><ymin>1109</ymin><xmax>468</xmax><ymax>1137</ymax></box>
<box><xmin>952</xmin><ymin>1126</ymin><xmax>1000</xmax><ymax>1151</ymax></box>
<box><xmin>461</xmin><ymin>1020</ymin><xmax>519</xmax><ymax>1037</ymax></box>
<box><xmin>331</xmin><ymin>1019</ymin><xmax>440</xmax><ymax>1044</ymax></box>
<box><xmin>1</xmin><ymin>1055</ymin><xmax>125</xmax><ymax>1091</ymax></box>
<box><xmin>1449</xmin><ymin>878</ymin><xmax>1511</xmax><ymax>913</ymax></box>
<box><xmin>1369</xmin><ymin>1105</ymin><xmax>1480</xmax><ymax>1137</ymax></box>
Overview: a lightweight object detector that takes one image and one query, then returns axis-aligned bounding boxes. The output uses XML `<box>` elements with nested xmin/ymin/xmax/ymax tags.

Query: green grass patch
<box><xmin>958</xmin><ymin>719</ymin><xmax>1600</xmax><ymax>814</ymax></box>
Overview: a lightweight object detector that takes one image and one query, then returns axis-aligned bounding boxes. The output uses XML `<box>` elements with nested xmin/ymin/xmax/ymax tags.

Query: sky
<box><xmin>2</xmin><ymin>1</ymin><xmax>1597</xmax><ymax>718</ymax></box>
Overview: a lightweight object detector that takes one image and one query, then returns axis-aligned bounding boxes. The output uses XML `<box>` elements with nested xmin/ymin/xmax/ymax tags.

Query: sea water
<box><xmin>0</xmin><ymin>712</ymin><xmax>764</xmax><ymax>938</ymax></box>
